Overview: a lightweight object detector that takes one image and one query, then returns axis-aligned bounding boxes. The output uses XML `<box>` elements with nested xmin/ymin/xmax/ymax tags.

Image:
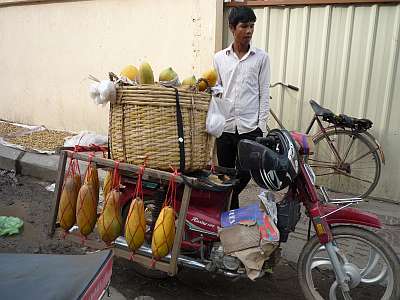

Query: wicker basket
<box><xmin>109</xmin><ymin>84</ymin><xmax>212</xmax><ymax>172</ymax></box>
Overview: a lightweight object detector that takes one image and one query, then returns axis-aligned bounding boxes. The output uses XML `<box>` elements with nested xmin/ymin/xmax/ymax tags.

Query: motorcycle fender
<box><xmin>320</xmin><ymin>204</ymin><xmax>382</xmax><ymax>229</ymax></box>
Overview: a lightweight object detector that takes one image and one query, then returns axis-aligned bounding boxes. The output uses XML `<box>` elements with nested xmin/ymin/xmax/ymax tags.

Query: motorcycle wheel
<box><xmin>297</xmin><ymin>225</ymin><xmax>400</xmax><ymax>300</ymax></box>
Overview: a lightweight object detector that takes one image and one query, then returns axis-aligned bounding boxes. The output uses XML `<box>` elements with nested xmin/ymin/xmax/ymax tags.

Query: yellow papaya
<box><xmin>120</xmin><ymin>65</ymin><xmax>139</xmax><ymax>81</ymax></box>
<box><xmin>199</xmin><ymin>68</ymin><xmax>218</xmax><ymax>91</ymax></box>
<box><xmin>102</xmin><ymin>170</ymin><xmax>113</xmax><ymax>201</ymax></box>
<box><xmin>159</xmin><ymin>67</ymin><xmax>178</xmax><ymax>82</ymax></box>
<box><xmin>76</xmin><ymin>183</ymin><xmax>98</xmax><ymax>237</ymax></box>
<box><xmin>84</xmin><ymin>163</ymin><xmax>99</xmax><ymax>200</ymax></box>
<box><xmin>58</xmin><ymin>177</ymin><xmax>78</xmax><ymax>231</ymax></box>
<box><xmin>182</xmin><ymin>75</ymin><xmax>196</xmax><ymax>87</ymax></box>
<box><xmin>73</xmin><ymin>174</ymin><xmax>81</xmax><ymax>196</ymax></box>
<box><xmin>151</xmin><ymin>206</ymin><xmax>175</xmax><ymax>259</ymax></box>
<box><xmin>125</xmin><ymin>197</ymin><xmax>146</xmax><ymax>252</ymax></box>
<box><xmin>139</xmin><ymin>62</ymin><xmax>154</xmax><ymax>85</ymax></box>
<box><xmin>97</xmin><ymin>190</ymin><xmax>122</xmax><ymax>243</ymax></box>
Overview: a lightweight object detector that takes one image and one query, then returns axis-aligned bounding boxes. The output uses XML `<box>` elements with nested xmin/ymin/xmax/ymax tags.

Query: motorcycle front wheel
<box><xmin>297</xmin><ymin>226</ymin><xmax>400</xmax><ymax>300</ymax></box>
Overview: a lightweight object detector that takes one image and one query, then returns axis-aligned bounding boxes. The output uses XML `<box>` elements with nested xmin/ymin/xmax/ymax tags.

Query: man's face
<box><xmin>230</xmin><ymin>22</ymin><xmax>255</xmax><ymax>45</ymax></box>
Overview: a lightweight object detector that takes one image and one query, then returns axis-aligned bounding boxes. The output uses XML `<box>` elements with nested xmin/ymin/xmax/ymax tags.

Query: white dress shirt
<box><xmin>213</xmin><ymin>44</ymin><xmax>270</xmax><ymax>134</ymax></box>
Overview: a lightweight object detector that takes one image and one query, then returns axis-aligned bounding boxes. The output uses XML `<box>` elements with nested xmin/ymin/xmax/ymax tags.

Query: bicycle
<box><xmin>268</xmin><ymin>82</ymin><xmax>385</xmax><ymax>199</ymax></box>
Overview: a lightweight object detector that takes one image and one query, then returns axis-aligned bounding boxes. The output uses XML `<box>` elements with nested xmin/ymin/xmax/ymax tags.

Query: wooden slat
<box><xmin>168</xmin><ymin>185</ymin><xmax>192</xmax><ymax>276</ymax></box>
<box><xmin>225</xmin><ymin>0</ymin><xmax>400</xmax><ymax>7</ymax></box>
<box><xmin>48</xmin><ymin>150</ymin><xmax>67</xmax><ymax>237</ymax></box>
<box><xmin>60</xmin><ymin>230</ymin><xmax>171</xmax><ymax>273</ymax></box>
<box><xmin>65</xmin><ymin>151</ymin><xmax>194</xmax><ymax>185</ymax></box>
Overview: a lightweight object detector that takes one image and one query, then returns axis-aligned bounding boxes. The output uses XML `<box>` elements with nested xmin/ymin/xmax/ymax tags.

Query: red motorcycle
<box><xmin>115</xmin><ymin>129</ymin><xmax>399</xmax><ymax>300</ymax></box>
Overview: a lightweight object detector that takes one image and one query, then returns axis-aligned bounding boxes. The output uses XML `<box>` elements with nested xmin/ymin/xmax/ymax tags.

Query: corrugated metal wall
<box><xmin>223</xmin><ymin>3</ymin><xmax>400</xmax><ymax>202</ymax></box>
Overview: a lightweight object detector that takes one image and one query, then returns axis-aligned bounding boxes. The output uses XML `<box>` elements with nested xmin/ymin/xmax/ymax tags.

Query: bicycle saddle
<box><xmin>309</xmin><ymin>100</ymin><xmax>334</xmax><ymax>118</ymax></box>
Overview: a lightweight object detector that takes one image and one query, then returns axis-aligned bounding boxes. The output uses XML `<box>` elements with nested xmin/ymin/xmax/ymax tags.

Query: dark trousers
<box><xmin>216</xmin><ymin>127</ymin><xmax>263</xmax><ymax>210</ymax></box>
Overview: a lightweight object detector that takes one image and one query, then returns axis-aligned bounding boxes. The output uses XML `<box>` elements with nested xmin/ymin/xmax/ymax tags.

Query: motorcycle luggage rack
<box><xmin>319</xmin><ymin>186</ymin><xmax>364</xmax><ymax>219</ymax></box>
<box><xmin>319</xmin><ymin>186</ymin><xmax>364</xmax><ymax>205</ymax></box>
<box><xmin>48</xmin><ymin>149</ymin><xmax>220</xmax><ymax>277</ymax></box>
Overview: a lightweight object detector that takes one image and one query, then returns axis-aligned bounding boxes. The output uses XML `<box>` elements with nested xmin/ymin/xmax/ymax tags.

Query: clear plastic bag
<box><xmin>206</xmin><ymin>96</ymin><xmax>226</xmax><ymax>138</ymax></box>
<box><xmin>258</xmin><ymin>189</ymin><xmax>278</xmax><ymax>224</ymax></box>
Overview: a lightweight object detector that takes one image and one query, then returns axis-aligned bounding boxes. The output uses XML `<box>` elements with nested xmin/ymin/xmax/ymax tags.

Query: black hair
<box><xmin>228</xmin><ymin>6</ymin><xmax>256</xmax><ymax>28</ymax></box>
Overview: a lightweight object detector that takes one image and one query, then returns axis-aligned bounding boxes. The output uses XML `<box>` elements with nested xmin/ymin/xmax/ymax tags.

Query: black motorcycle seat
<box><xmin>0</xmin><ymin>250</ymin><xmax>112</xmax><ymax>300</ymax></box>
<box><xmin>309</xmin><ymin>100</ymin><xmax>334</xmax><ymax>118</ymax></box>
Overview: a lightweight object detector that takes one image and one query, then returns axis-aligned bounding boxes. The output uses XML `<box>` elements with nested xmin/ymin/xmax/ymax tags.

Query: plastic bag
<box><xmin>89</xmin><ymin>80</ymin><xmax>116</xmax><ymax>105</ymax></box>
<box><xmin>258</xmin><ymin>189</ymin><xmax>278</xmax><ymax>224</ymax></box>
<box><xmin>206</xmin><ymin>96</ymin><xmax>226</xmax><ymax>138</ymax></box>
<box><xmin>63</xmin><ymin>131</ymin><xmax>107</xmax><ymax>147</ymax></box>
<box><xmin>0</xmin><ymin>216</ymin><xmax>24</xmax><ymax>236</ymax></box>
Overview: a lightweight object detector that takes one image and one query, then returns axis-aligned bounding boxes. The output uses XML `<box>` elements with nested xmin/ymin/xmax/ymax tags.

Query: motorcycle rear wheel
<box><xmin>297</xmin><ymin>226</ymin><xmax>400</xmax><ymax>300</ymax></box>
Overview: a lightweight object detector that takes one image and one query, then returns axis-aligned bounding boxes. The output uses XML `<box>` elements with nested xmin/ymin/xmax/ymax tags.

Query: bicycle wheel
<box><xmin>308</xmin><ymin>129</ymin><xmax>381</xmax><ymax>198</ymax></box>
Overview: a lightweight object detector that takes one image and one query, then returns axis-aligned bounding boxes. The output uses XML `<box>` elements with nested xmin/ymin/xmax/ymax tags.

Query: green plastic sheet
<box><xmin>0</xmin><ymin>216</ymin><xmax>24</xmax><ymax>236</ymax></box>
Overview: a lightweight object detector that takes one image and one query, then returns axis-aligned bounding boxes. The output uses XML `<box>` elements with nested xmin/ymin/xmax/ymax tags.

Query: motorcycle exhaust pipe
<box><xmin>114</xmin><ymin>237</ymin><xmax>208</xmax><ymax>271</ymax></box>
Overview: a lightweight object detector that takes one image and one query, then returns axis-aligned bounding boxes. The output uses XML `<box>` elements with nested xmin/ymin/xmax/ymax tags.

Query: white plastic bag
<box><xmin>258</xmin><ymin>189</ymin><xmax>278</xmax><ymax>224</ymax></box>
<box><xmin>89</xmin><ymin>80</ymin><xmax>116</xmax><ymax>105</ymax></box>
<box><xmin>206</xmin><ymin>96</ymin><xmax>226</xmax><ymax>138</ymax></box>
<box><xmin>64</xmin><ymin>131</ymin><xmax>108</xmax><ymax>147</ymax></box>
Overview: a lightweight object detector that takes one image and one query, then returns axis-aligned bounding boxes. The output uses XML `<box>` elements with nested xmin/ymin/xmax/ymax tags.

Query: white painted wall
<box><xmin>0</xmin><ymin>0</ymin><xmax>223</xmax><ymax>133</ymax></box>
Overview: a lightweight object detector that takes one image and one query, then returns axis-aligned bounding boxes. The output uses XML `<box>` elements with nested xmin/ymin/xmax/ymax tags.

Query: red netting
<box><xmin>97</xmin><ymin>161</ymin><xmax>123</xmax><ymax>244</ymax></box>
<box><xmin>76</xmin><ymin>184</ymin><xmax>97</xmax><ymax>238</ymax></box>
<box><xmin>151</xmin><ymin>169</ymin><xmax>179</xmax><ymax>262</ymax></box>
<box><xmin>125</xmin><ymin>165</ymin><xmax>146</xmax><ymax>254</ymax></box>
<box><xmin>58</xmin><ymin>156</ymin><xmax>81</xmax><ymax>234</ymax></box>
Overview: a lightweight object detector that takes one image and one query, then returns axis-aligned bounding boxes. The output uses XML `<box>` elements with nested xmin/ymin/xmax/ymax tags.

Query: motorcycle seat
<box><xmin>0</xmin><ymin>250</ymin><xmax>113</xmax><ymax>300</ymax></box>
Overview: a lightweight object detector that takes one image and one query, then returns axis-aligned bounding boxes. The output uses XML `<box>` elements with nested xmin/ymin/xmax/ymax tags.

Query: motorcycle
<box><xmin>113</xmin><ymin>128</ymin><xmax>399</xmax><ymax>300</ymax></box>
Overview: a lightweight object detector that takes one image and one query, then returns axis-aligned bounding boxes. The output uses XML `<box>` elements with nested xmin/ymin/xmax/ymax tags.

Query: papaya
<box><xmin>159</xmin><ymin>67</ymin><xmax>178</xmax><ymax>82</ymax></box>
<box><xmin>84</xmin><ymin>163</ymin><xmax>99</xmax><ymax>201</ymax></box>
<box><xmin>151</xmin><ymin>206</ymin><xmax>175</xmax><ymax>259</ymax></box>
<box><xmin>58</xmin><ymin>177</ymin><xmax>78</xmax><ymax>231</ymax></box>
<box><xmin>97</xmin><ymin>190</ymin><xmax>122</xmax><ymax>243</ymax></box>
<box><xmin>182</xmin><ymin>75</ymin><xmax>196</xmax><ymax>87</ymax></box>
<box><xmin>102</xmin><ymin>170</ymin><xmax>113</xmax><ymax>201</ymax></box>
<box><xmin>125</xmin><ymin>197</ymin><xmax>146</xmax><ymax>252</ymax></box>
<box><xmin>139</xmin><ymin>62</ymin><xmax>154</xmax><ymax>84</ymax></box>
<box><xmin>76</xmin><ymin>183</ymin><xmax>98</xmax><ymax>237</ymax></box>
<box><xmin>120</xmin><ymin>65</ymin><xmax>139</xmax><ymax>81</ymax></box>
<box><xmin>73</xmin><ymin>174</ymin><xmax>81</xmax><ymax>196</ymax></box>
<box><xmin>199</xmin><ymin>68</ymin><xmax>218</xmax><ymax>91</ymax></box>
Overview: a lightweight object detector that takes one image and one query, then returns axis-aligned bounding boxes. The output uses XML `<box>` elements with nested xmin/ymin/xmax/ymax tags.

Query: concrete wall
<box><xmin>0</xmin><ymin>0</ymin><xmax>223</xmax><ymax>134</ymax></box>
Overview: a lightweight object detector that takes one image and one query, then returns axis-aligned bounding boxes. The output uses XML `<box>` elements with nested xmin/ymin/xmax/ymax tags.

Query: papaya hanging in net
<box><xmin>57</xmin><ymin>157</ymin><xmax>81</xmax><ymax>232</ymax></box>
<box><xmin>151</xmin><ymin>206</ymin><xmax>175</xmax><ymax>259</ymax></box>
<box><xmin>125</xmin><ymin>197</ymin><xmax>146</xmax><ymax>252</ymax></box>
<box><xmin>76</xmin><ymin>183</ymin><xmax>98</xmax><ymax>237</ymax></box>
<box><xmin>97</xmin><ymin>190</ymin><xmax>122</xmax><ymax>243</ymax></box>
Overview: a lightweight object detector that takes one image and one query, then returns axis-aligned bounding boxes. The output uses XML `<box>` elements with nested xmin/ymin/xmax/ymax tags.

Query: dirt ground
<box><xmin>0</xmin><ymin>171</ymin><xmax>387</xmax><ymax>300</ymax></box>
<box><xmin>0</xmin><ymin>171</ymin><xmax>310</xmax><ymax>300</ymax></box>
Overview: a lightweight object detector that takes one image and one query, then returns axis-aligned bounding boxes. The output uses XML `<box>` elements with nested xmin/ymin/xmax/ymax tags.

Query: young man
<box><xmin>213</xmin><ymin>6</ymin><xmax>270</xmax><ymax>209</ymax></box>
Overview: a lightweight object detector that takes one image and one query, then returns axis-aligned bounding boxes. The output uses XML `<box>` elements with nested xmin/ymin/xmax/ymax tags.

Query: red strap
<box><xmin>112</xmin><ymin>161</ymin><xmax>120</xmax><ymax>189</ymax></box>
<box><xmin>133</xmin><ymin>165</ymin><xmax>145</xmax><ymax>200</ymax></box>
<box><xmin>164</xmin><ymin>168</ymin><xmax>179</xmax><ymax>211</ymax></box>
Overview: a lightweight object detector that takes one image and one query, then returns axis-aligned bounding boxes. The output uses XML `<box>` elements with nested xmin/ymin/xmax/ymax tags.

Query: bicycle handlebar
<box><xmin>270</xmin><ymin>81</ymin><xmax>299</xmax><ymax>91</ymax></box>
